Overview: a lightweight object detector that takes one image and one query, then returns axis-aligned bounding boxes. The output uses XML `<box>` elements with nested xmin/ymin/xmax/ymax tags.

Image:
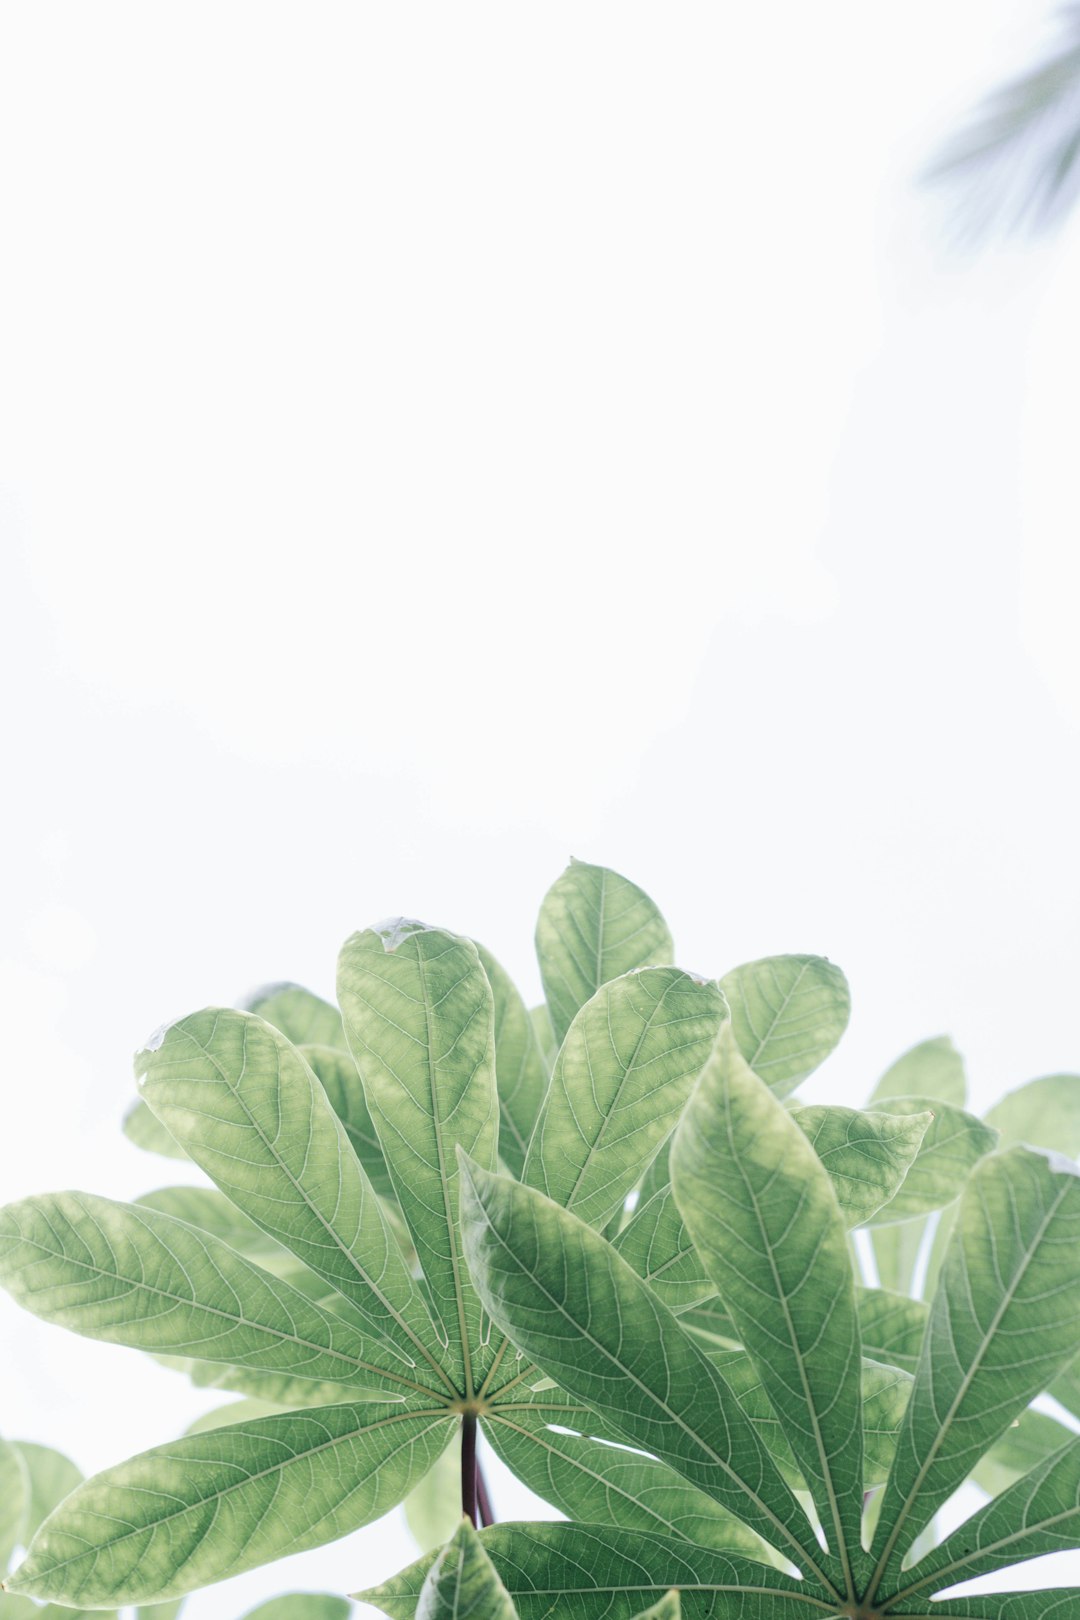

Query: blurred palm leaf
<box><xmin>930</xmin><ymin>5</ymin><xmax>1080</xmax><ymax>235</ymax></box>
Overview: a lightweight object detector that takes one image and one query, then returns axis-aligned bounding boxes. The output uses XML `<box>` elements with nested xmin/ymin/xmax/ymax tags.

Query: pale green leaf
<box><xmin>483</xmin><ymin>1396</ymin><xmax>774</xmax><ymax>1561</ymax></box>
<box><xmin>529</xmin><ymin>1006</ymin><xmax>557</xmax><ymax>1073</ymax></box>
<box><xmin>360</xmin><ymin>1522</ymin><xmax>836</xmax><ymax>1620</ymax></box>
<box><xmin>869</xmin><ymin>1035</ymin><xmax>967</xmax><ymax>1109</ymax></box>
<box><xmin>631</xmin><ymin>1595</ymin><xmax>680</xmax><ymax>1620</ymax></box>
<box><xmin>7</xmin><ymin>1443</ymin><xmax>81</xmax><ymax>1548</ymax></box>
<box><xmin>985</xmin><ymin>1072</ymin><xmax>1080</xmax><ymax>1156</ymax></box>
<box><xmin>154</xmin><ymin>1354</ymin><xmax>371</xmax><ymax>1407</ymax></box>
<box><xmin>9</xmin><ymin>1400</ymin><xmax>454</xmax><ymax>1607</ymax></box>
<box><xmin>475</xmin><ymin>943</ymin><xmax>548</xmax><ymax>1181</ymax></box>
<box><xmin>719</xmin><ymin>955</ymin><xmax>850</xmax><ymax>1099</ymax></box>
<box><xmin>0</xmin><ymin>1438</ymin><xmax>28</xmax><ymax>1572</ymax></box>
<box><xmin>612</xmin><ymin>1183</ymin><xmax>715</xmax><ymax>1314</ymax></box>
<box><xmin>790</xmin><ymin>1103</ymin><xmax>933</xmax><ymax>1228</ymax></box>
<box><xmin>136</xmin><ymin>1010</ymin><xmax>447</xmax><ymax>1393</ymax></box>
<box><xmin>869</xmin><ymin>1216</ymin><xmax>930</xmax><ymax>1298</ymax></box>
<box><xmin>122</xmin><ymin>1098</ymin><xmax>187</xmax><ymax>1160</ymax></box>
<box><xmin>856</xmin><ymin>1289</ymin><xmax>929</xmax><ymax>1375</ymax></box>
<box><xmin>184</xmin><ymin>1399</ymin><xmax>286</xmax><ymax>1435</ymax></box>
<box><xmin>0</xmin><ymin>1190</ymin><xmax>426</xmax><ymax>1399</ymax></box>
<box><xmin>337</xmin><ymin>925</ymin><xmax>498</xmax><ymax>1398</ymax></box>
<box><xmin>868</xmin><ymin>1146</ymin><xmax>1080</xmax><ymax>1591</ymax></box>
<box><xmin>239</xmin><ymin>1596</ymin><xmax>350</xmax><ymax>1620</ymax></box>
<box><xmin>868</xmin><ymin>1098</ymin><xmax>998</xmax><ymax>1223</ymax></box>
<box><xmin>0</xmin><ymin>1598</ymin><xmax>44</xmax><ymax>1619</ymax></box>
<box><xmin>524</xmin><ymin>968</ymin><xmax>727</xmax><ymax>1231</ymax></box>
<box><xmin>671</xmin><ymin>1024</ymin><xmax>865</xmax><ymax>1578</ymax></box>
<box><xmin>245</xmin><ymin>982</ymin><xmax>347</xmax><ymax>1050</ymax></box>
<box><xmin>137</xmin><ymin>1602</ymin><xmax>185</xmax><ymax>1620</ymax></box>
<box><xmin>535</xmin><ymin>862</ymin><xmax>673</xmax><ymax>1045</ymax></box>
<box><xmin>459</xmin><ymin>1155</ymin><xmax>842</xmax><ymax>1595</ymax></box>
<box><xmin>135</xmin><ymin>1185</ymin><xmax>290</xmax><ymax>1266</ymax></box>
<box><xmin>296</xmin><ymin>1042</ymin><xmax>394</xmax><ymax>1201</ymax></box>
<box><xmin>402</xmin><ymin>1437</ymin><xmax>460</xmax><ymax>1555</ymax></box>
<box><xmin>416</xmin><ymin>1519</ymin><xmax>517</xmax><ymax>1620</ymax></box>
<box><xmin>973</xmin><ymin>1406</ymin><xmax>1078</xmax><ymax>1497</ymax></box>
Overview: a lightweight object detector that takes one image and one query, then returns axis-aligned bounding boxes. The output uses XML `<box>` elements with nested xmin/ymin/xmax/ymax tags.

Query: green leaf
<box><xmin>0</xmin><ymin>1437</ymin><xmax>28</xmax><ymax>1572</ymax></box>
<box><xmin>868</xmin><ymin>1098</ymin><xmax>999</xmax><ymax>1223</ymax></box>
<box><xmin>136</xmin><ymin>1009</ymin><xmax>449</xmax><ymax>1395</ymax></box>
<box><xmin>985</xmin><ymin>1072</ymin><xmax>1080</xmax><ymax>1155</ymax></box>
<box><xmin>869</xmin><ymin>1035</ymin><xmax>967</xmax><ymax>1109</ymax></box>
<box><xmin>0</xmin><ymin>1598</ymin><xmax>44</xmax><ymax>1620</ymax></box>
<box><xmin>245</xmin><ymin>982</ymin><xmax>348</xmax><ymax>1050</ymax></box>
<box><xmin>706</xmin><ymin>1346</ymin><xmax>911</xmax><ymax>1493</ymax></box>
<box><xmin>868</xmin><ymin>1146</ymin><xmax>1080</xmax><ymax>1592</ymax></box>
<box><xmin>612</xmin><ymin>1183</ymin><xmax>715</xmax><ymax>1314</ymax></box>
<box><xmin>184</xmin><ymin>1398</ymin><xmax>287</xmax><ymax>1435</ymax></box>
<box><xmin>869</xmin><ymin>1216</ymin><xmax>930</xmax><ymax>1298</ymax></box>
<box><xmin>719</xmin><ymin>955</ymin><xmax>850</xmax><ymax>1098</ymax></box>
<box><xmin>524</xmin><ymin>968</ymin><xmax>727</xmax><ymax>1231</ymax></box>
<box><xmin>415</xmin><ymin>1519</ymin><xmax>517</xmax><ymax>1620</ymax></box>
<box><xmin>296</xmin><ymin>1042</ymin><xmax>394</xmax><ymax>1201</ymax></box>
<box><xmin>7</xmin><ymin>1443</ymin><xmax>81</xmax><ymax>1547</ymax></box>
<box><xmin>239</xmin><ymin>1597</ymin><xmax>350</xmax><ymax>1620</ymax></box>
<box><xmin>154</xmin><ymin>1354</ymin><xmax>370</xmax><ymax>1407</ymax></box>
<box><xmin>134</xmin><ymin>1185</ymin><xmax>290</xmax><ymax>1266</ymax></box>
<box><xmin>856</xmin><ymin>1288</ymin><xmax>929</xmax><ymax>1375</ymax></box>
<box><xmin>535</xmin><ymin>861</ymin><xmax>673</xmax><ymax>1045</ymax></box>
<box><xmin>0</xmin><ymin>1191</ymin><xmax>426</xmax><ymax>1398</ymax></box>
<box><xmin>529</xmin><ymin>1005</ymin><xmax>557</xmax><ymax>1072</ymax></box>
<box><xmin>888</xmin><ymin>1596</ymin><xmax>1080</xmax><ymax>1618</ymax></box>
<box><xmin>122</xmin><ymin>1098</ymin><xmax>187</xmax><ymax>1160</ymax></box>
<box><xmin>973</xmin><ymin>1405</ymin><xmax>1078</xmax><ymax>1497</ymax></box>
<box><xmin>475</xmin><ymin>943</ymin><xmax>549</xmax><ymax>1181</ymax></box>
<box><xmin>337</xmin><ymin>925</ymin><xmax>498</xmax><ymax>1397</ymax></box>
<box><xmin>137</xmin><ymin>1602</ymin><xmax>185</xmax><ymax>1620</ymax></box>
<box><xmin>614</xmin><ymin>1112</ymin><xmax>932</xmax><ymax>1324</ymax></box>
<box><xmin>9</xmin><ymin>1400</ymin><xmax>454</xmax><ymax>1607</ymax></box>
<box><xmin>670</xmin><ymin>1023</ymin><xmax>866</xmax><ymax>1582</ymax></box>
<box><xmin>402</xmin><ymin>1437</ymin><xmax>460</xmax><ymax>1555</ymax></box>
<box><xmin>789</xmin><ymin>1103</ymin><xmax>933</xmax><ymax>1228</ymax></box>
<box><xmin>360</xmin><ymin>1523</ymin><xmax>836</xmax><ymax>1620</ymax></box>
<box><xmin>483</xmin><ymin>1395</ymin><xmax>773</xmax><ymax>1560</ymax></box>
<box><xmin>887</xmin><ymin>1435</ymin><xmax>1080</xmax><ymax>1604</ymax></box>
<box><xmin>631</xmin><ymin>1595</ymin><xmax>680</xmax><ymax>1620</ymax></box>
<box><xmin>458</xmin><ymin>1155</ymin><xmax>841</xmax><ymax>1594</ymax></box>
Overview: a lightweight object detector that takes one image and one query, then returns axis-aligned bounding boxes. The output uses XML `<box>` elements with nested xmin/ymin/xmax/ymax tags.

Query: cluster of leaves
<box><xmin>1</xmin><ymin>860</ymin><xmax>1079</xmax><ymax>1620</ymax></box>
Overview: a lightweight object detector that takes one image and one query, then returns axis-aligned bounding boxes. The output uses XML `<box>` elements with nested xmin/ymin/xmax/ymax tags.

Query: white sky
<box><xmin>2</xmin><ymin>2</ymin><xmax>1079</xmax><ymax>1613</ymax></box>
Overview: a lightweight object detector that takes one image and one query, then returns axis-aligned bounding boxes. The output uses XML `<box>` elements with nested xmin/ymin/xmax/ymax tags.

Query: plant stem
<box><xmin>461</xmin><ymin>1413</ymin><xmax>478</xmax><ymax>1526</ymax></box>
<box><xmin>476</xmin><ymin>1458</ymin><xmax>495</xmax><ymax>1527</ymax></box>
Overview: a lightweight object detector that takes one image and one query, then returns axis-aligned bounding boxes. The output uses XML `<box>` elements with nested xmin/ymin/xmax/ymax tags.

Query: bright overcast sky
<box><xmin>2</xmin><ymin>3</ymin><xmax>1079</xmax><ymax>1613</ymax></box>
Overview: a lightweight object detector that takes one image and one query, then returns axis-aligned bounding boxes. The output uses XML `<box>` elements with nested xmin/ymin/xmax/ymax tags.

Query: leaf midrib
<box><xmin>13</xmin><ymin>1408</ymin><xmax>450</xmax><ymax>1585</ymax></box>
<box><xmin>475</xmin><ymin>1199</ymin><xmax>840</xmax><ymax>1597</ymax></box>
<box><xmin>9</xmin><ymin>1219</ymin><xmax>444</xmax><ymax>1402</ymax></box>
<box><xmin>722</xmin><ymin>1081</ymin><xmax>858</xmax><ymax>1602</ymax></box>
<box><xmin>169</xmin><ymin>1019</ymin><xmax>457</xmax><ymax>1398</ymax></box>
<box><xmin>866</xmin><ymin>1178</ymin><xmax>1073</xmax><ymax>1601</ymax></box>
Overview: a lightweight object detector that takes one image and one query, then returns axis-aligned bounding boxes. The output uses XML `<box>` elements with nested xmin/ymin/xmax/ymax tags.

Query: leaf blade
<box><xmin>337</xmin><ymin>925</ymin><xmax>498</xmax><ymax>1396</ymax></box>
<box><xmin>136</xmin><ymin>1009</ymin><xmax>447</xmax><ymax>1391</ymax></box>
<box><xmin>460</xmin><ymin>1157</ymin><xmax>840</xmax><ymax>1595</ymax></box>
<box><xmin>524</xmin><ymin>967</ymin><xmax>728</xmax><ymax>1231</ymax></box>
<box><xmin>535</xmin><ymin>862</ymin><xmax>673</xmax><ymax>1045</ymax></box>
<box><xmin>719</xmin><ymin>955</ymin><xmax>850</xmax><ymax>1098</ymax></box>
<box><xmin>9</xmin><ymin>1401</ymin><xmax>454</xmax><ymax>1607</ymax></box>
<box><xmin>868</xmin><ymin>1145</ymin><xmax>1080</xmax><ymax>1592</ymax></box>
<box><xmin>670</xmin><ymin>1024</ymin><xmax>865</xmax><ymax>1580</ymax></box>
